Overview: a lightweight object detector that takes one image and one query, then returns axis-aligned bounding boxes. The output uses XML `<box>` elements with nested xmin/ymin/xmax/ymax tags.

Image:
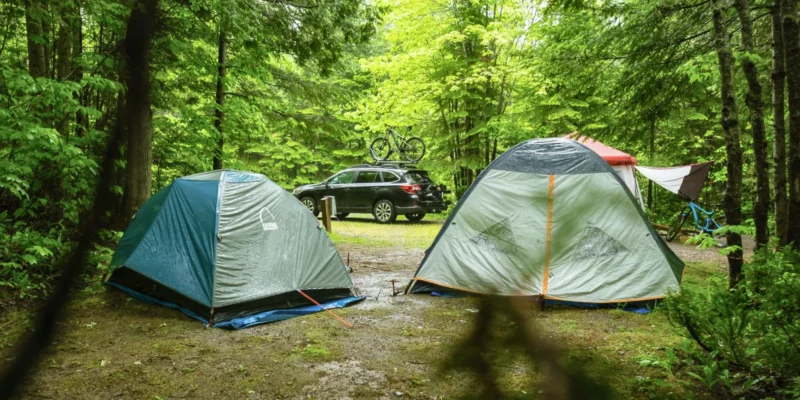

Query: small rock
<box><xmin>100</xmin><ymin>360</ymin><xmax>107</xmax><ymax>367</ymax></box>
<box><xmin>395</xmin><ymin>391</ymin><xmax>404</xmax><ymax>397</ymax></box>
<box><xmin>618</xmin><ymin>350</ymin><xmax>625</xmax><ymax>355</ymax></box>
<box><xmin>133</xmin><ymin>361</ymin><xmax>142</xmax><ymax>366</ymax></box>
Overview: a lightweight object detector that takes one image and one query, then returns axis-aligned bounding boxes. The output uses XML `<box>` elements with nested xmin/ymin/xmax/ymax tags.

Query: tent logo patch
<box><xmin>574</xmin><ymin>225</ymin><xmax>625</xmax><ymax>259</ymax></box>
<box><xmin>470</xmin><ymin>219</ymin><xmax>519</xmax><ymax>255</ymax></box>
<box><xmin>259</xmin><ymin>207</ymin><xmax>278</xmax><ymax>231</ymax></box>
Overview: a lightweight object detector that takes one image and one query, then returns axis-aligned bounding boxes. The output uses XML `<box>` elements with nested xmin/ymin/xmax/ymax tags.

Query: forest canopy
<box><xmin>2</xmin><ymin>0</ymin><xmax>800</xmax><ymax>396</ymax></box>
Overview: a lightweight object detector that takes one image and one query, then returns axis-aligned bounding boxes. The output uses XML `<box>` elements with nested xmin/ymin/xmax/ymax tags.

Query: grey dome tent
<box><xmin>407</xmin><ymin>139</ymin><xmax>684</xmax><ymax>303</ymax></box>
<box><xmin>107</xmin><ymin>170</ymin><xmax>362</xmax><ymax>329</ymax></box>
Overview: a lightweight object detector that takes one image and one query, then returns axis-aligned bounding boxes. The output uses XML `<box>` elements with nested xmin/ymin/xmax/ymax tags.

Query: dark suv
<box><xmin>293</xmin><ymin>164</ymin><xmax>450</xmax><ymax>223</ymax></box>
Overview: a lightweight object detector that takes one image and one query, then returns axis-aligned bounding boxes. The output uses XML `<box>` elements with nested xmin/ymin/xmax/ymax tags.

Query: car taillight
<box><xmin>400</xmin><ymin>184</ymin><xmax>420</xmax><ymax>194</ymax></box>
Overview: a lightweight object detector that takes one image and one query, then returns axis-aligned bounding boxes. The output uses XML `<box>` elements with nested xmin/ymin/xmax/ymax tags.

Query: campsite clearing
<box><xmin>1</xmin><ymin>217</ymin><xmax>749</xmax><ymax>399</ymax></box>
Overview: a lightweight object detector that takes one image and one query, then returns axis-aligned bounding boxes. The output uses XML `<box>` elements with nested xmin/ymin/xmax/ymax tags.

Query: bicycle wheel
<box><xmin>666</xmin><ymin>213</ymin><xmax>687</xmax><ymax>242</ymax></box>
<box><xmin>401</xmin><ymin>137</ymin><xmax>426</xmax><ymax>162</ymax></box>
<box><xmin>369</xmin><ymin>137</ymin><xmax>391</xmax><ymax>161</ymax></box>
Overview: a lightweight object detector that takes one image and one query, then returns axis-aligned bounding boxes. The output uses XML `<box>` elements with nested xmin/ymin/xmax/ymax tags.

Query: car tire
<box><xmin>373</xmin><ymin>199</ymin><xmax>397</xmax><ymax>224</ymax></box>
<box><xmin>300</xmin><ymin>197</ymin><xmax>319</xmax><ymax>217</ymax></box>
<box><xmin>336</xmin><ymin>213</ymin><xmax>349</xmax><ymax>220</ymax></box>
<box><xmin>405</xmin><ymin>213</ymin><xmax>425</xmax><ymax>222</ymax></box>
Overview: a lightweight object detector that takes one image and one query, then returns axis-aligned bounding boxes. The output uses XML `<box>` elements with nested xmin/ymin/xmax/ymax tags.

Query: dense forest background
<box><xmin>2</xmin><ymin>0</ymin><xmax>800</xmax><ymax>397</ymax></box>
<box><xmin>1</xmin><ymin>0</ymin><xmax>799</xmax><ymax>297</ymax></box>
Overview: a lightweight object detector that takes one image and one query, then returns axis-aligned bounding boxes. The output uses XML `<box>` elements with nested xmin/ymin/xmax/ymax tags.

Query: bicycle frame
<box><xmin>384</xmin><ymin>129</ymin><xmax>405</xmax><ymax>149</ymax></box>
<box><xmin>683</xmin><ymin>201</ymin><xmax>722</xmax><ymax>234</ymax></box>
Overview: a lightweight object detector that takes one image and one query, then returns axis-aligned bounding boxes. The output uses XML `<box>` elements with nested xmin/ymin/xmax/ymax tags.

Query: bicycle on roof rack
<box><xmin>665</xmin><ymin>201</ymin><xmax>724</xmax><ymax>242</ymax></box>
<box><xmin>369</xmin><ymin>126</ymin><xmax>426</xmax><ymax>163</ymax></box>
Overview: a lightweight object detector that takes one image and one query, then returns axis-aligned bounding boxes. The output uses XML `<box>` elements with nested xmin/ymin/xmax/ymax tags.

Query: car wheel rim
<box><xmin>302</xmin><ymin>199</ymin><xmax>314</xmax><ymax>213</ymax></box>
<box><xmin>376</xmin><ymin>203</ymin><xmax>391</xmax><ymax>221</ymax></box>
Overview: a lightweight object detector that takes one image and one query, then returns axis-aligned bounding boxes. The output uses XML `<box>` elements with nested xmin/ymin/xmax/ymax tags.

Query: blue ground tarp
<box><xmin>430</xmin><ymin>291</ymin><xmax>655</xmax><ymax>314</ymax></box>
<box><xmin>215</xmin><ymin>296</ymin><xmax>365</xmax><ymax>329</ymax></box>
<box><xmin>106</xmin><ymin>281</ymin><xmax>365</xmax><ymax>328</ymax></box>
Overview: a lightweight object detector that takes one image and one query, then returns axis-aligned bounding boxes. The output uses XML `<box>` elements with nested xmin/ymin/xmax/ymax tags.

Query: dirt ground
<box><xmin>1</xmin><ymin>216</ymin><xmax>746</xmax><ymax>399</ymax></box>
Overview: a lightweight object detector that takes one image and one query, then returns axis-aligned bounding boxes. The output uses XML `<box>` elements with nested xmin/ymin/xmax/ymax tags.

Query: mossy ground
<box><xmin>1</xmin><ymin>219</ymin><xmax>728</xmax><ymax>399</ymax></box>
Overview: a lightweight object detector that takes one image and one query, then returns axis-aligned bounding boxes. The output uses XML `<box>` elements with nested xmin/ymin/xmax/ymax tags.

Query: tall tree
<box><xmin>734</xmin><ymin>0</ymin><xmax>769</xmax><ymax>249</ymax></box>
<box><xmin>24</xmin><ymin>1</ymin><xmax>47</xmax><ymax>79</ymax></box>
<box><xmin>120</xmin><ymin>0</ymin><xmax>159</xmax><ymax>222</ymax></box>
<box><xmin>711</xmin><ymin>0</ymin><xmax>744</xmax><ymax>286</ymax></box>
<box><xmin>783</xmin><ymin>0</ymin><xmax>800</xmax><ymax>247</ymax></box>
<box><xmin>772</xmin><ymin>0</ymin><xmax>788</xmax><ymax>245</ymax></box>
<box><xmin>212</xmin><ymin>29</ymin><xmax>226</xmax><ymax>170</ymax></box>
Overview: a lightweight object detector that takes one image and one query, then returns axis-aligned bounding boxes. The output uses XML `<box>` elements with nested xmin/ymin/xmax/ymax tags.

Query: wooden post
<box><xmin>536</xmin><ymin>295</ymin><xmax>545</xmax><ymax>312</ymax></box>
<box><xmin>321</xmin><ymin>197</ymin><xmax>332</xmax><ymax>232</ymax></box>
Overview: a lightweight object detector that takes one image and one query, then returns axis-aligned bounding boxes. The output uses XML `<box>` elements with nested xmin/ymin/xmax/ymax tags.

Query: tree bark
<box><xmin>712</xmin><ymin>0</ymin><xmax>744</xmax><ymax>287</ymax></box>
<box><xmin>735</xmin><ymin>0</ymin><xmax>770</xmax><ymax>249</ymax></box>
<box><xmin>120</xmin><ymin>0</ymin><xmax>158</xmax><ymax>222</ymax></box>
<box><xmin>772</xmin><ymin>0</ymin><xmax>788</xmax><ymax>245</ymax></box>
<box><xmin>648</xmin><ymin>117</ymin><xmax>655</xmax><ymax>209</ymax></box>
<box><xmin>55</xmin><ymin>3</ymin><xmax>77</xmax><ymax>137</ymax></box>
<box><xmin>212</xmin><ymin>29</ymin><xmax>227</xmax><ymax>170</ymax></box>
<box><xmin>783</xmin><ymin>0</ymin><xmax>800</xmax><ymax>247</ymax></box>
<box><xmin>24</xmin><ymin>0</ymin><xmax>47</xmax><ymax>79</ymax></box>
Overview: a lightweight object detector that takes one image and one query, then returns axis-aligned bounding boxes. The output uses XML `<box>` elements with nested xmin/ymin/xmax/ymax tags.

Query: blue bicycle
<box><xmin>665</xmin><ymin>201</ymin><xmax>723</xmax><ymax>242</ymax></box>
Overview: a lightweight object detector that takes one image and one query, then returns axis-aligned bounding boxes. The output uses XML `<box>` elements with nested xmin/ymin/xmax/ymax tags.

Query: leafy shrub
<box><xmin>664</xmin><ymin>247</ymin><xmax>800</xmax><ymax>397</ymax></box>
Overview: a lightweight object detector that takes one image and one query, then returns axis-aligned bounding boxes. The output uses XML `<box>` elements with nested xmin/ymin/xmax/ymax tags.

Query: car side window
<box><xmin>329</xmin><ymin>171</ymin><xmax>356</xmax><ymax>185</ymax></box>
<box><xmin>355</xmin><ymin>171</ymin><xmax>379</xmax><ymax>183</ymax></box>
<box><xmin>381</xmin><ymin>171</ymin><xmax>400</xmax><ymax>183</ymax></box>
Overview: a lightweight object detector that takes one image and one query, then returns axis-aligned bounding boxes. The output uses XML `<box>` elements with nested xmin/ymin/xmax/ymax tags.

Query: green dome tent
<box><xmin>407</xmin><ymin>138</ymin><xmax>684</xmax><ymax>304</ymax></box>
<box><xmin>107</xmin><ymin>170</ymin><xmax>362</xmax><ymax>329</ymax></box>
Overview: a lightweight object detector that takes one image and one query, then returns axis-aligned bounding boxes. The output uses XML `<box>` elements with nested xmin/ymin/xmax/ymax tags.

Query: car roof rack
<box><xmin>375</xmin><ymin>160</ymin><xmax>417</xmax><ymax>169</ymax></box>
<box><xmin>348</xmin><ymin>161</ymin><xmax>419</xmax><ymax>169</ymax></box>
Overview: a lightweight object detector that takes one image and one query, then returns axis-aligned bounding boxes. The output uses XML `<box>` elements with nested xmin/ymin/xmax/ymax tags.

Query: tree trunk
<box><xmin>24</xmin><ymin>0</ymin><xmax>47</xmax><ymax>79</ymax></box>
<box><xmin>772</xmin><ymin>0</ymin><xmax>788</xmax><ymax>245</ymax></box>
<box><xmin>712</xmin><ymin>0</ymin><xmax>744</xmax><ymax>287</ymax></box>
<box><xmin>55</xmin><ymin>3</ymin><xmax>76</xmax><ymax>138</ymax></box>
<box><xmin>73</xmin><ymin>0</ymin><xmax>87</xmax><ymax>138</ymax></box>
<box><xmin>735</xmin><ymin>0</ymin><xmax>770</xmax><ymax>249</ymax></box>
<box><xmin>783</xmin><ymin>0</ymin><xmax>800</xmax><ymax>247</ymax></box>
<box><xmin>212</xmin><ymin>30</ymin><xmax>227</xmax><ymax>170</ymax></box>
<box><xmin>648</xmin><ymin>117</ymin><xmax>655</xmax><ymax>209</ymax></box>
<box><xmin>120</xmin><ymin>0</ymin><xmax>158</xmax><ymax>222</ymax></box>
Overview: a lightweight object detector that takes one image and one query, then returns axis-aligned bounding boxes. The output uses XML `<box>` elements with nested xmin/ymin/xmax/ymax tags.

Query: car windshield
<box><xmin>404</xmin><ymin>171</ymin><xmax>432</xmax><ymax>184</ymax></box>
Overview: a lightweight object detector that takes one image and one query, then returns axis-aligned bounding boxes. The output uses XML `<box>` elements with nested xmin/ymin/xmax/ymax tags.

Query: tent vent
<box><xmin>470</xmin><ymin>219</ymin><xmax>519</xmax><ymax>255</ymax></box>
<box><xmin>574</xmin><ymin>225</ymin><xmax>626</xmax><ymax>259</ymax></box>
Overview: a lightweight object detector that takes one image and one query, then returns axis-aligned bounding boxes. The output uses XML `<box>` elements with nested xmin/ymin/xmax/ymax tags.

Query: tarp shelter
<box><xmin>407</xmin><ymin>139</ymin><xmax>684</xmax><ymax>303</ymax></box>
<box><xmin>635</xmin><ymin>162</ymin><xmax>713</xmax><ymax>202</ymax></box>
<box><xmin>565</xmin><ymin>133</ymin><xmax>644</xmax><ymax>206</ymax></box>
<box><xmin>107</xmin><ymin>170</ymin><xmax>362</xmax><ymax>329</ymax></box>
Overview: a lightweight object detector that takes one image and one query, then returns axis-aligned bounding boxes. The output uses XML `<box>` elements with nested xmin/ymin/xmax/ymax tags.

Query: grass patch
<box><xmin>327</xmin><ymin>218</ymin><xmax>442</xmax><ymax>249</ymax></box>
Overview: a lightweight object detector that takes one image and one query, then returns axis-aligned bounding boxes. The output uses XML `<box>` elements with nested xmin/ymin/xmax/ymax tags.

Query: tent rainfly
<box><xmin>565</xmin><ymin>133</ymin><xmax>644</xmax><ymax>207</ymax></box>
<box><xmin>407</xmin><ymin>138</ymin><xmax>685</xmax><ymax>303</ymax></box>
<box><xmin>107</xmin><ymin>170</ymin><xmax>362</xmax><ymax>329</ymax></box>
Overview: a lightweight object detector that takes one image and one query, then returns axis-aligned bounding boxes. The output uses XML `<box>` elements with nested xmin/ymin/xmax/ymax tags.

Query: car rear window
<box><xmin>381</xmin><ymin>171</ymin><xmax>400</xmax><ymax>182</ymax></box>
<box><xmin>404</xmin><ymin>171</ymin><xmax>432</xmax><ymax>184</ymax></box>
<box><xmin>356</xmin><ymin>171</ymin><xmax>379</xmax><ymax>183</ymax></box>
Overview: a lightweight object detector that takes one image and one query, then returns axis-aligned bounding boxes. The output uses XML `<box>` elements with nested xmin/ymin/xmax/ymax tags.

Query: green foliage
<box><xmin>664</xmin><ymin>247</ymin><xmax>800</xmax><ymax>397</ymax></box>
